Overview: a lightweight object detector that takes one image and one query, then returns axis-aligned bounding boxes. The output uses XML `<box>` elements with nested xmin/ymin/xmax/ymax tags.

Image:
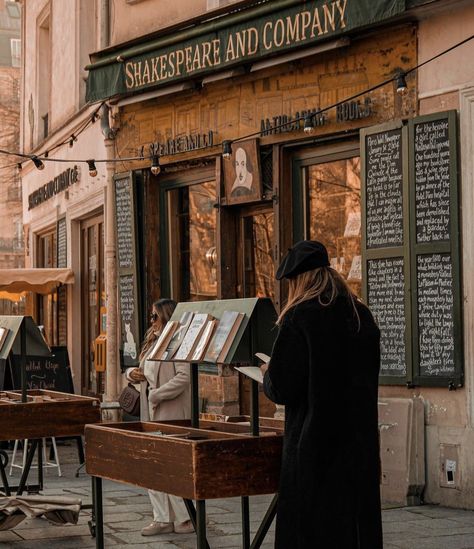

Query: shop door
<box><xmin>80</xmin><ymin>214</ymin><xmax>105</xmax><ymax>396</ymax></box>
<box><xmin>236</xmin><ymin>204</ymin><xmax>276</xmax><ymax>417</ymax></box>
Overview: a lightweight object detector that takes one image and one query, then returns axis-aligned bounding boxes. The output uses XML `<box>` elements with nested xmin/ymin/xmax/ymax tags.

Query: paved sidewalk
<box><xmin>1</xmin><ymin>443</ymin><xmax>474</xmax><ymax>548</ymax></box>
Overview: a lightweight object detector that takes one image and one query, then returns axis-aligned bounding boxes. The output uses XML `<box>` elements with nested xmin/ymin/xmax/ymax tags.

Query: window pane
<box><xmin>170</xmin><ymin>181</ymin><xmax>217</xmax><ymax>302</ymax></box>
<box><xmin>307</xmin><ymin>158</ymin><xmax>362</xmax><ymax>296</ymax></box>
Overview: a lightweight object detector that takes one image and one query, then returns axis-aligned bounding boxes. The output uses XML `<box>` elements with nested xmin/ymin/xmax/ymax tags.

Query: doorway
<box><xmin>236</xmin><ymin>203</ymin><xmax>276</xmax><ymax>417</ymax></box>
<box><xmin>80</xmin><ymin>213</ymin><xmax>104</xmax><ymax>396</ymax></box>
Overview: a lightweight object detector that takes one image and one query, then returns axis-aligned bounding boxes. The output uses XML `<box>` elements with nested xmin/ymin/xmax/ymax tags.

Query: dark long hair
<box><xmin>139</xmin><ymin>298</ymin><xmax>177</xmax><ymax>360</ymax></box>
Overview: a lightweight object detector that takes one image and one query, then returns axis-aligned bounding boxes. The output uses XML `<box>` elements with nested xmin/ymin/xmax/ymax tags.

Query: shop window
<box><xmin>10</xmin><ymin>38</ymin><xmax>20</xmax><ymax>68</ymax></box>
<box><xmin>37</xmin><ymin>8</ymin><xmax>51</xmax><ymax>141</ymax></box>
<box><xmin>36</xmin><ymin>230</ymin><xmax>57</xmax><ymax>346</ymax></box>
<box><xmin>306</xmin><ymin>158</ymin><xmax>361</xmax><ymax>297</ymax></box>
<box><xmin>165</xmin><ymin>181</ymin><xmax>217</xmax><ymax>301</ymax></box>
<box><xmin>161</xmin><ymin>173</ymin><xmax>217</xmax><ymax>301</ymax></box>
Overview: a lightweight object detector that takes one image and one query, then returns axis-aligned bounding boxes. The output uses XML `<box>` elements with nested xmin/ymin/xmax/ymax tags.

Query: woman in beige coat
<box><xmin>126</xmin><ymin>298</ymin><xmax>193</xmax><ymax>536</ymax></box>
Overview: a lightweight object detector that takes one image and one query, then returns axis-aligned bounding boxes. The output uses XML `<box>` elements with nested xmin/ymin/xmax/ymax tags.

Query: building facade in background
<box><xmin>20</xmin><ymin>0</ymin><xmax>108</xmax><ymax>395</ymax></box>
<box><xmin>0</xmin><ymin>0</ymin><xmax>23</xmax><ymax>313</ymax></box>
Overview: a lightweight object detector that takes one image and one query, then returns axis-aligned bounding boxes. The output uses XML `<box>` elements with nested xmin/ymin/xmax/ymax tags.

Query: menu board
<box><xmin>115</xmin><ymin>177</ymin><xmax>135</xmax><ymax>269</ymax></box>
<box><xmin>114</xmin><ymin>174</ymin><xmax>140</xmax><ymax>368</ymax></box>
<box><xmin>367</xmin><ymin>257</ymin><xmax>406</xmax><ymax>377</ymax></box>
<box><xmin>57</xmin><ymin>217</ymin><xmax>67</xmax><ymax>268</ymax></box>
<box><xmin>365</xmin><ymin>129</ymin><xmax>404</xmax><ymax>248</ymax></box>
<box><xmin>414</xmin><ymin>119</ymin><xmax>450</xmax><ymax>243</ymax></box>
<box><xmin>417</xmin><ymin>253</ymin><xmax>455</xmax><ymax>376</ymax></box>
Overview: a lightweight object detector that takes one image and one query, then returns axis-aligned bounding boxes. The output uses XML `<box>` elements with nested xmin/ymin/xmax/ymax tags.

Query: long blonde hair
<box><xmin>277</xmin><ymin>267</ymin><xmax>359</xmax><ymax>327</ymax></box>
<box><xmin>139</xmin><ymin>298</ymin><xmax>177</xmax><ymax>360</ymax></box>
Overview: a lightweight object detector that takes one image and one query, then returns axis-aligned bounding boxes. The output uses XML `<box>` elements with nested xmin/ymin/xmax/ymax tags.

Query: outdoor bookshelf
<box><xmin>86</xmin><ymin>297</ymin><xmax>281</xmax><ymax>549</ymax></box>
<box><xmin>0</xmin><ymin>316</ymin><xmax>100</xmax><ymax>498</ymax></box>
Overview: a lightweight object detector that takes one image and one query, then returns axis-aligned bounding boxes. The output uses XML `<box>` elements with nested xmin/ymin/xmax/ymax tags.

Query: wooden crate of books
<box><xmin>0</xmin><ymin>390</ymin><xmax>100</xmax><ymax>441</ymax></box>
<box><xmin>85</xmin><ymin>421</ymin><xmax>283</xmax><ymax>500</ymax></box>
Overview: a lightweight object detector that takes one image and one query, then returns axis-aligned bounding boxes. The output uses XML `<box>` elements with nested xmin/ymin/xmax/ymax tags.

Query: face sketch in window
<box><xmin>231</xmin><ymin>147</ymin><xmax>254</xmax><ymax>197</ymax></box>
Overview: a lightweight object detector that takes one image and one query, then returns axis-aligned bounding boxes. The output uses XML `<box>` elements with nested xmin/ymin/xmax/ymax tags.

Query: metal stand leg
<box><xmin>93</xmin><ymin>477</ymin><xmax>104</xmax><ymax>549</ymax></box>
<box><xmin>190</xmin><ymin>362</ymin><xmax>199</xmax><ymax>429</ymax></box>
<box><xmin>241</xmin><ymin>496</ymin><xmax>250</xmax><ymax>549</ymax></box>
<box><xmin>17</xmin><ymin>439</ymin><xmax>38</xmax><ymax>496</ymax></box>
<box><xmin>37</xmin><ymin>439</ymin><xmax>43</xmax><ymax>491</ymax></box>
<box><xmin>250</xmin><ymin>380</ymin><xmax>259</xmax><ymax>436</ymax></box>
<box><xmin>250</xmin><ymin>494</ymin><xmax>278</xmax><ymax>549</ymax></box>
<box><xmin>0</xmin><ymin>450</ymin><xmax>11</xmax><ymax>496</ymax></box>
<box><xmin>196</xmin><ymin>499</ymin><xmax>207</xmax><ymax>549</ymax></box>
<box><xmin>183</xmin><ymin>499</ymin><xmax>210</xmax><ymax>549</ymax></box>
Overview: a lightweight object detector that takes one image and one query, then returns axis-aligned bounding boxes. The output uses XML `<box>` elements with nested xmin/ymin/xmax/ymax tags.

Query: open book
<box><xmin>234</xmin><ymin>366</ymin><xmax>264</xmax><ymax>384</ymax></box>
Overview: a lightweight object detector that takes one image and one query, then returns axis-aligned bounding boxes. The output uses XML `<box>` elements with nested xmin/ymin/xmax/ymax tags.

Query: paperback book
<box><xmin>203</xmin><ymin>311</ymin><xmax>245</xmax><ymax>364</ymax></box>
<box><xmin>174</xmin><ymin>313</ymin><xmax>214</xmax><ymax>361</ymax></box>
<box><xmin>149</xmin><ymin>320</ymin><xmax>179</xmax><ymax>361</ymax></box>
<box><xmin>161</xmin><ymin>311</ymin><xmax>194</xmax><ymax>360</ymax></box>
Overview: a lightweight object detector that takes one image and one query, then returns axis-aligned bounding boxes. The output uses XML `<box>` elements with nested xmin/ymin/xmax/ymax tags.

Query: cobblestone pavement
<box><xmin>1</xmin><ymin>443</ymin><xmax>474</xmax><ymax>548</ymax></box>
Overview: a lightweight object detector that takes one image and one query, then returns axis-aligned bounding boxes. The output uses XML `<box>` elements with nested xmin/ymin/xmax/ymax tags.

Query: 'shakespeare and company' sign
<box><xmin>87</xmin><ymin>0</ymin><xmax>405</xmax><ymax>102</ymax></box>
<box><xmin>28</xmin><ymin>166</ymin><xmax>80</xmax><ymax>210</ymax></box>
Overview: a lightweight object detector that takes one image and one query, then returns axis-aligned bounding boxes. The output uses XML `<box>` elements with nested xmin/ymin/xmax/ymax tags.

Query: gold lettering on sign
<box><xmin>226</xmin><ymin>34</ymin><xmax>236</xmax><ymax>62</ymax></box>
<box><xmin>176</xmin><ymin>49</ymin><xmax>185</xmax><ymax>75</ymax></box>
<box><xmin>286</xmin><ymin>14</ymin><xmax>301</xmax><ymax>44</ymax></box>
<box><xmin>301</xmin><ymin>11</ymin><xmax>312</xmax><ymax>40</ymax></box>
<box><xmin>263</xmin><ymin>21</ymin><xmax>273</xmax><ymax>50</ymax></box>
<box><xmin>248</xmin><ymin>27</ymin><xmax>259</xmax><ymax>55</ymax></box>
<box><xmin>323</xmin><ymin>3</ymin><xmax>336</xmax><ymax>33</ymax></box>
<box><xmin>311</xmin><ymin>8</ymin><xmax>324</xmax><ymax>37</ymax></box>
<box><xmin>212</xmin><ymin>39</ymin><xmax>221</xmax><ymax>66</ymax></box>
<box><xmin>168</xmin><ymin>51</ymin><xmax>176</xmax><ymax>77</ymax></box>
<box><xmin>202</xmin><ymin>41</ymin><xmax>212</xmax><ymax>68</ymax></box>
<box><xmin>133</xmin><ymin>61</ymin><xmax>142</xmax><ymax>87</ymax></box>
<box><xmin>274</xmin><ymin>19</ymin><xmax>285</xmax><ymax>48</ymax></box>
<box><xmin>160</xmin><ymin>55</ymin><xmax>168</xmax><ymax>80</ymax></box>
<box><xmin>193</xmin><ymin>47</ymin><xmax>202</xmax><ymax>71</ymax></box>
<box><xmin>336</xmin><ymin>0</ymin><xmax>348</xmax><ymax>29</ymax></box>
<box><xmin>151</xmin><ymin>58</ymin><xmax>160</xmax><ymax>82</ymax></box>
<box><xmin>125</xmin><ymin>62</ymin><xmax>134</xmax><ymax>88</ymax></box>
<box><xmin>185</xmin><ymin>46</ymin><xmax>193</xmax><ymax>72</ymax></box>
<box><xmin>142</xmin><ymin>59</ymin><xmax>151</xmax><ymax>84</ymax></box>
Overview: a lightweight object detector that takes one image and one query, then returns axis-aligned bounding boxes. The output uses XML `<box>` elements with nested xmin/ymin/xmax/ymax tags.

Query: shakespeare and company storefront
<box><xmin>86</xmin><ymin>0</ymin><xmax>471</xmax><ymax>508</ymax></box>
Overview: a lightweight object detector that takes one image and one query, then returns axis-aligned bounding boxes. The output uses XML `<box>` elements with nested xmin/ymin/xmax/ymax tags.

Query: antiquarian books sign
<box><xmin>87</xmin><ymin>0</ymin><xmax>405</xmax><ymax>101</ymax></box>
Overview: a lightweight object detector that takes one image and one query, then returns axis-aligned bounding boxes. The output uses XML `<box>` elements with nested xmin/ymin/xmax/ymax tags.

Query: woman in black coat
<box><xmin>263</xmin><ymin>240</ymin><xmax>383</xmax><ymax>549</ymax></box>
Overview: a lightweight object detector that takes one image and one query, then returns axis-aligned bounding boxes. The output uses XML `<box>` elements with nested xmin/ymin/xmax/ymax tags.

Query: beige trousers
<box><xmin>148</xmin><ymin>489</ymin><xmax>189</xmax><ymax>523</ymax></box>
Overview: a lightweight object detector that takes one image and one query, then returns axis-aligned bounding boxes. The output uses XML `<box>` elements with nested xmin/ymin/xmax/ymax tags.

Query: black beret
<box><xmin>276</xmin><ymin>240</ymin><xmax>330</xmax><ymax>280</ymax></box>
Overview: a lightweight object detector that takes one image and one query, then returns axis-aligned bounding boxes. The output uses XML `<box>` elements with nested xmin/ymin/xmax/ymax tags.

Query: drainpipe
<box><xmin>100</xmin><ymin>0</ymin><xmax>120</xmax><ymax>418</ymax></box>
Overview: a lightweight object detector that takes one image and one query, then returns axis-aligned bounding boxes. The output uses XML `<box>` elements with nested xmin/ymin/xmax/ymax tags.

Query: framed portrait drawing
<box><xmin>223</xmin><ymin>139</ymin><xmax>262</xmax><ymax>205</ymax></box>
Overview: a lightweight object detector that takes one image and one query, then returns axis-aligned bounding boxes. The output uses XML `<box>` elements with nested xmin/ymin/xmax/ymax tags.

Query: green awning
<box><xmin>86</xmin><ymin>0</ymin><xmax>406</xmax><ymax>103</ymax></box>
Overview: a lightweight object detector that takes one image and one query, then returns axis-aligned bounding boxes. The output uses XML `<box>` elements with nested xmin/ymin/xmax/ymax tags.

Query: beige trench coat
<box><xmin>127</xmin><ymin>349</ymin><xmax>191</xmax><ymax>422</ymax></box>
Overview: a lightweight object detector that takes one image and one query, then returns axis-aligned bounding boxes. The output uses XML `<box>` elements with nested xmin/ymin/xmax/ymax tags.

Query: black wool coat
<box><xmin>264</xmin><ymin>297</ymin><xmax>382</xmax><ymax>549</ymax></box>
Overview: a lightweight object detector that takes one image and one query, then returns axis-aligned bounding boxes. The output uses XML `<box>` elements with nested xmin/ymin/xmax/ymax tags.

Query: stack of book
<box><xmin>149</xmin><ymin>310</ymin><xmax>245</xmax><ymax>364</ymax></box>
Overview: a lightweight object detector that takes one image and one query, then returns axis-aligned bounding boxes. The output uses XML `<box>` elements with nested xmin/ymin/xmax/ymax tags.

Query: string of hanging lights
<box><xmin>0</xmin><ymin>34</ymin><xmax>473</xmax><ymax>175</ymax></box>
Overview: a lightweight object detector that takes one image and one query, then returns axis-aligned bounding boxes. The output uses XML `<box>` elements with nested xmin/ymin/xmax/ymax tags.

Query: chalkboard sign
<box><xmin>10</xmin><ymin>346</ymin><xmax>74</xmax><ymax>393</ymax></box>
<box><xmin>365</xmin><ymin>128</ymin><xmax>404</xmax><ymax>248</ymax></box>
<box><xmin>414</xmin><ymin>119</ymin><xmax>450</xmax><ymax>243</ymax></box>
<box><xmin>416</xmin><ymin>254</ymin><xmax>455</xmax><ymax>376</ymax></box>
<box><xmin>114</xmin><ymin>173</ymin><xmax>141</xmax><ymax>368</ymax></box>
<box><xmin>115</xmin><ymin>177</ymin><xmax>135</xmax><ymax>269</ymax></box>
<box><xmin>367</xmin><ymin>257</ymin><xmax>407</xmax><ymax>377</ymax></box>
<box><xmin>57</xmin><ymin>217</ymin><xmax>67</xmax><ymax>268</ymax></box>
<box><xmin>409</xmin><ymin>111</ymin><xmax>462</xmax><ymax>386</ymax></box>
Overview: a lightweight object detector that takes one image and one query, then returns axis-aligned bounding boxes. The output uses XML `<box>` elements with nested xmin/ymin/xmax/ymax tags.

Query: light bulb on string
<box><xmin>222</xmin><ymin>140</ymin><xmax>233</xmax><ymax>160</ymax></box>
<box><xmin>32</xmin><ymin>156</ymin><xmax>45</xmax><ymax>170</ymax></box>
<box><xmin>396</xmin><ymin>72</ymin><xmax>408</xmax><ymax>95</ymax></box>
<box><xmin>304</xmin><ymin>114</ymin><xmax>315</xmax><ymax>134</ymax></box>
<box><xmin>87</xmin><ymin>160</ymin><xmax>98</xmax><ymax>177</ymax></box>
<box><xmin>150</xmin><ymin>155</ymin><xmax>161</xmax><ymax>175</ymax></box>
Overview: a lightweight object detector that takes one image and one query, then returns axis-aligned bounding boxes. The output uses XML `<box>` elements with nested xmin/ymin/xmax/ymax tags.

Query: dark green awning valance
<box><xmin>86</xmin><ymin>0</ymin><xmax>406</xmax><ymax>103</ymax></box>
